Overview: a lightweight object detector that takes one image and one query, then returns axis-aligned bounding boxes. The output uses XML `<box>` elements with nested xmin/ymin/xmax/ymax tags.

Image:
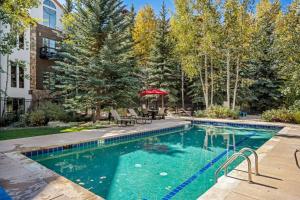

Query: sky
<box><xmin>58</xmin><ymin>0</ymin><xmax>293</xmax><ymax>13</ymax></box>
<box><xmin>123</xmin><ymin>0</ymin><xmax>175</xmax><ymax>14</ymax></box>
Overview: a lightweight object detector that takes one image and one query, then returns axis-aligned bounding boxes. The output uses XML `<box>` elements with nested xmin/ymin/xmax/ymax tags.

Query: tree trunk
<box><xmin>1</xmin><ymin>55</ymin><xmax>10</xmax><ymax>117</ymax></box>
<box><xmin>199</xmin><ymin>55</ymin><xmax>209</xmax><ymax>109</ymax></box>
<box><xmin>210</xmin><ymin>57</ymin><xmax>214</xmax><ymax>106</ymax></box>
<box><xmin>232</xmin><ymin>56</ymin><xmax>240</xmax><ymax>110</ymax></box>
<box><xmin>95</xmin><ymin>89</ymin><xmax>101</xmax><ymax>121</ymax></box>
<box><xmin>226</xmin><ymin>50</ymin><xmax>230</xmax><ymax>108</ymax></box>
<box><xmin>204</xmin><ymin>54</ymin><xmax>209</xmax><ymax>109</ymax></box>
<box><xmin>181</xmin><ymin>69</ymin><xmax>185</xmax><ymax>109</ymax></box>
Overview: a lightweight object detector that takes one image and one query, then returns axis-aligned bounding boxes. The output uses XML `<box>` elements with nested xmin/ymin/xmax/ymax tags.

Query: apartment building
<box><xmin>0</xmin><ymin>0</ymin><xmax>63</xmax><ymax>120</ymax></box>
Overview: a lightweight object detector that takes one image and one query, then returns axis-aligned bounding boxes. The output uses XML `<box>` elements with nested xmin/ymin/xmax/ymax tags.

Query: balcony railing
<box><xmin>40</xmin><ymin>46</ymin><xmax>58</xmax><ymax>59</ymax></box>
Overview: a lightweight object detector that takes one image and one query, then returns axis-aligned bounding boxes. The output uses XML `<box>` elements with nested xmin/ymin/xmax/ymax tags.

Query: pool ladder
<box><xmin>215</xmin><ymin>148</ymin><xmax>259</xmax><ymax>183</ymax></box>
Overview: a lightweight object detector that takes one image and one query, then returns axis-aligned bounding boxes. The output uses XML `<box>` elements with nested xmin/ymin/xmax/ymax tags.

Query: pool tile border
<box><xmin>192</xmin><ymin>120</ymin><xmax>283</xmax><ymax>130</ymax></box>
<box><xmin>23</xmin><ymin>125</ymin><xmax>189</xmax><ymax>158</ymax></box>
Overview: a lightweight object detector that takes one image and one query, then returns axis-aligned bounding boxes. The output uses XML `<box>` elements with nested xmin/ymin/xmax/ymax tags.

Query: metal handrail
<box><xmin>295</xmin><ymin>149</ymin><xmax>300</xmax><ymax>169</ymax></box>
<box><xmin>237</xmin><ymin>148</ymin><xmax>259</xmax><ymax>175</ymax></box>
<box><xmin>215</xmin><ymin>152</ymin><xmax>253</xmax><ymax>183</ymax></box>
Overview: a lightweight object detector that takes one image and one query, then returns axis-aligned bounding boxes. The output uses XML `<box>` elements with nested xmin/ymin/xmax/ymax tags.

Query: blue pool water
<box><xmin>30</xmin><ymin>125</ymin><xmax>279</xmax><ymax>200</ymax></box>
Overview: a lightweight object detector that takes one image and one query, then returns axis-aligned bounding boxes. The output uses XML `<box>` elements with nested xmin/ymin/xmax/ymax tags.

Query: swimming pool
<box><xmin>28</xmin><ymin>123</ymin><xmax>280</xmax><ymax>200</ymax></box>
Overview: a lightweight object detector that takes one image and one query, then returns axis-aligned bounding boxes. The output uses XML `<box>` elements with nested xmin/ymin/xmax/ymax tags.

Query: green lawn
<box><xmin>0</xmin><ymin>121</ymin><xmax>114</xmax><ymax>141</ymax></box>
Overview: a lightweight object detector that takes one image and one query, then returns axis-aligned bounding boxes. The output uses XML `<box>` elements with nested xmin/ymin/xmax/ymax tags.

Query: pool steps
<box><xmin>215</xmin><ymin>147</ymin><xmax>259</xmax><ymax>183</ymax></box>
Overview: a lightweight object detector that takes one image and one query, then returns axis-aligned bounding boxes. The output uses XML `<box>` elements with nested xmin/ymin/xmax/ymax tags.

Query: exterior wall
<box><xmin>35</xmin><ymin>24</ymin><xmax>62</xmax><ymax>90</ymax></box>
<box><xmin>30</xmin><ymin>0</ymin><xmax>63</xmax><ymax>31</ymax></box>
<box><xmin>0</xmin><ymin>0</ymin><xmax>63</xmax><ymax>116</ymax></box>
<box><xmin>0</xmin><ymin>24</ymin><xmax>32</xmax><ymax>115</ymax></box>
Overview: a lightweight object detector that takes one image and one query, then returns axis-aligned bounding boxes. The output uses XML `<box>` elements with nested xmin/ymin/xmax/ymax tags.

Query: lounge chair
<box><xmin>110</xmin><ymin>109</ymin><xmax>135</xmax><ymax>126</ymax></box>
<box><xmin>128</xmin><ymin>108</ymin><xmax>152</xmax><ymax>124</ymax></box>
<box><xmin>155</xmin><ymin>107</ymin><xmax>166</xmax><ymax>120</ymax></box>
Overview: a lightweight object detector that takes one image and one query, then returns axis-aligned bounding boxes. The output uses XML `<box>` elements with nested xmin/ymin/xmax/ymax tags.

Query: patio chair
<box><xmin>155</xmin><ymin>107</ymin><xmax>166</xmax><ymax>120</ymax></box>
<box><xmin>141</xmin><ymin>108</ymin><xmax>150</xmax><ymax>118</ymax></box>
<box><xmin>110</xmin><ymin>109</ymin><xmax>135</xmax><ymax>126</ymax></box>
<box><xmin>128</xmin><ymin>108</ymin><xmax>152</xmax><ymax>124</ymax></box>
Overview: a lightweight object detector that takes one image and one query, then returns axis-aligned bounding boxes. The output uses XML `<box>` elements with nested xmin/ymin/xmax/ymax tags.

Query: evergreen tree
<box><xmin>249</xmin><ymin>0</ymin><xmax>283</xmax><ymax>112</ymax></box>
<box><xmin>51</xmin><ymin>0</ymin><xmax>140</xmax><ymax>119</ymax></box>
<box><xmin>275</xmin><ymin>0</ymin><xmax>300</xmax><ymax>106</ymax></box>
<box><xmin>148</xmin><ymin>1</ymin><xmax>181</xmax><ymax>105</ymax></box>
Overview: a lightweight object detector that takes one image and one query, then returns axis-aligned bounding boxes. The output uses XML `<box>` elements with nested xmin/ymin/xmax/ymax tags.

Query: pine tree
<box><xmin>249</xmin><ymin>0</ymin><xmax>283</xmax><ymax>112</ymax></box>
<box><xmin>51</xmin><ymin>0</ymin><xmax>140</xmax><ymax>119</ymax></box>
<box><xmin>147</xmin><ymin>1</ymin><xmax>181</xmax><ymax>105</ymax></box>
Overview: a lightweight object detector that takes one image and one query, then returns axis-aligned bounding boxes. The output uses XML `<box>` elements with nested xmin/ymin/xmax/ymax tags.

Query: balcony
<box><xmin>39</xmin><ymin>46</ymin><xmax>58</xmax><ymax>59</ymax></box>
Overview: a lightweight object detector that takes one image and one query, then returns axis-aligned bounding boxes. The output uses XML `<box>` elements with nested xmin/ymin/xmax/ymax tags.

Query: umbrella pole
<box><xmin>162</xmin><ymin>95</ymin><xmax>164</xmax><ymax>108</ymax></box>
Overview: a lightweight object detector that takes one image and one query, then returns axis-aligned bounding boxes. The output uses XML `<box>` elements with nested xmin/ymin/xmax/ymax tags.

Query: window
<box><xmin>18</xmin><ymin>32</ymin><xmax>24</xmax><ymax>49</ymax></box>
<box><xmin>6</xmin><ymin>98</ymin><xmax>25</xmax><ymax>114</ymax></box>
<box><xmin>19</xmin><ymin>66</ymin><xmax>24</xmax><ymax>88</ymax></box>
<box><xmin>43</xmin><ymin>0</ymin><xmax>56</xmax><ymax>29</ymax></box>
<box><xmin>43</xmin><ymin>38</ymin><xmax>56</xmax><ymax>48</ymax></box>
<box><xmin>43</xmin><ymin>37</ymin><xmax>57</xmax><ymax>54</ymax></box>
<box><xmin>44</xmin><ymin>0</ymin><xmax>56</xmax><ymax>8</ymax></box>
<box><xmin>10</xmin><ymin>61</ymin><xmax>25</xmax><ymax>88</ymax></box>
<box><xmin>10</xmin><ymin>62</ymin><xmax>17</xmax><ymax>87</ymax></box>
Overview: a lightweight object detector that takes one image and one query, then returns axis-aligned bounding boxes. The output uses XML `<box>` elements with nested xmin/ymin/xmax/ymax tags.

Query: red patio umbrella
<box><xmin>140</xmin><ymin>89</ymin><xmax>168</xmax><ymax>108</ymax></box>
<box><xmin>140</xmin><ymin>89</ymin><xmax>168</xmax><ymax>97</ymax></box>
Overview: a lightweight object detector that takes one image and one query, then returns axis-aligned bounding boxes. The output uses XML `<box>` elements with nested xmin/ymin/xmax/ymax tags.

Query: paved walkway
<box><xmin>0</xmin><ymin>119</ymin><xmax>189</xmax><ymax>153</ymax></box>
<box><xmin>0</xmin><ymin>119</ymin><xmax>189</xmax><ymax>200</ymax></box>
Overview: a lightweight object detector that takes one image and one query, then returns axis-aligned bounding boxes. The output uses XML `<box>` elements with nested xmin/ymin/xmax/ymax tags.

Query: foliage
<box><xmin>289</xmin><ymin>100</ymin><xmax>300</xmax><ymax>111</ymax></box>
<box><xmin>195</xmin><ymin>105</ymin><xmax>240</xmax><ymax>119</ymax></box>
<box><xmin>19</xmin><ymin>102</ymin><xmax>70</xmax><ymax>127</ymax></box>
<box><xmin>37</xmin><ymin>102</ymin><xmax>69</xmax><ymax>122</ymax></box>
<box><xmin>132</xmin><ymin>5</ymin><xmax>157</xmax><ymax>67</ymax></box>
<box><xmin>147</xmin><ymin>2</ymin><xmax>181</xmax><ymax>106</ymax></box>
<box><xmin>275</xmin><ymin>1</ymin><xmax>300</xmax><ymax>106</ymax></box>
<box><xmin>262</xmin><ymin>108</ymin><xmax>297</xmax><ymax>123</ymax></box>
<box><xmin>13</xmin><ymin>113</ymin><xmax>30</xmax><ymax>127</ymax></box>
<box><xmin>28</xmin><ymin>110</ymin><xmax>47</xmax><ymax>126</ymax></box>
<box><xmin>0</xmin><ymin>0</ymin><xmax>39</xmax><ymax>55</ymax></box>
<box><xmin>294</xmin><ymin>112</ymin><xmax>300</xmax><ymax>124</ymax></box>
<box><xmin>50</xmin><ymin>0</ymin><xmax>141</xmax><ymax>119</ymax></box>
<box><xmin>248</xmin><ymin>0</ymin><xmax>283</xmax><ymax>112</ymax></box>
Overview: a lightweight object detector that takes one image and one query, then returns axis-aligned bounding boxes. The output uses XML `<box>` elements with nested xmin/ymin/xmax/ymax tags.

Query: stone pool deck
<box><xmin>0</xmin><ymin>119</ymin><xmax>190</xmax><ymax>200</ymax></box>
<box><xmin>196</xmin><ymin>119</ymin><xmax>300</xmax><ymax>200</ymax></box>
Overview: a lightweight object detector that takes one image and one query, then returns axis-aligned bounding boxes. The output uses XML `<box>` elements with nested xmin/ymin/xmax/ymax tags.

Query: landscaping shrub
<box><xmin>262</xmin><ymin>108</ymin><xmax>295</xmax><ymax>123</ymax></box>
<box><xmin>0</xmin><ymin>113</ymin><xmax>17</xmax><ymax>127</ymax></box>
<box><xmin>289</xmin><ymin>100</ymin><xmax>300</xmax><ymax>111</ymax></box>
<box><xmin>195</xmin><ymin>105</ymin><xmax>240</xmax><ymax>119</ymax></box>
<box><xmin>38</xmin><ymin>102</ymin><xmax>69</xmax><ymax>122</ymax></box>
<box><xmin>28</xmin><ymin>110</ymin><xmax>47</xmax><ymax>126</ymax></box>
<box><xmin>294</xmin><ymin>111</ymin><xmax>300</xmax><ymax>124</ymax></box>
<box><xmin>194</xmin><ymin>110</ymin><xmax>205</xmax><ymax>118</ymax></box>
<box><xmin>13</xmin><ymin>113</ymin><xmax>30</xmax><ymax>127</ymax></box>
